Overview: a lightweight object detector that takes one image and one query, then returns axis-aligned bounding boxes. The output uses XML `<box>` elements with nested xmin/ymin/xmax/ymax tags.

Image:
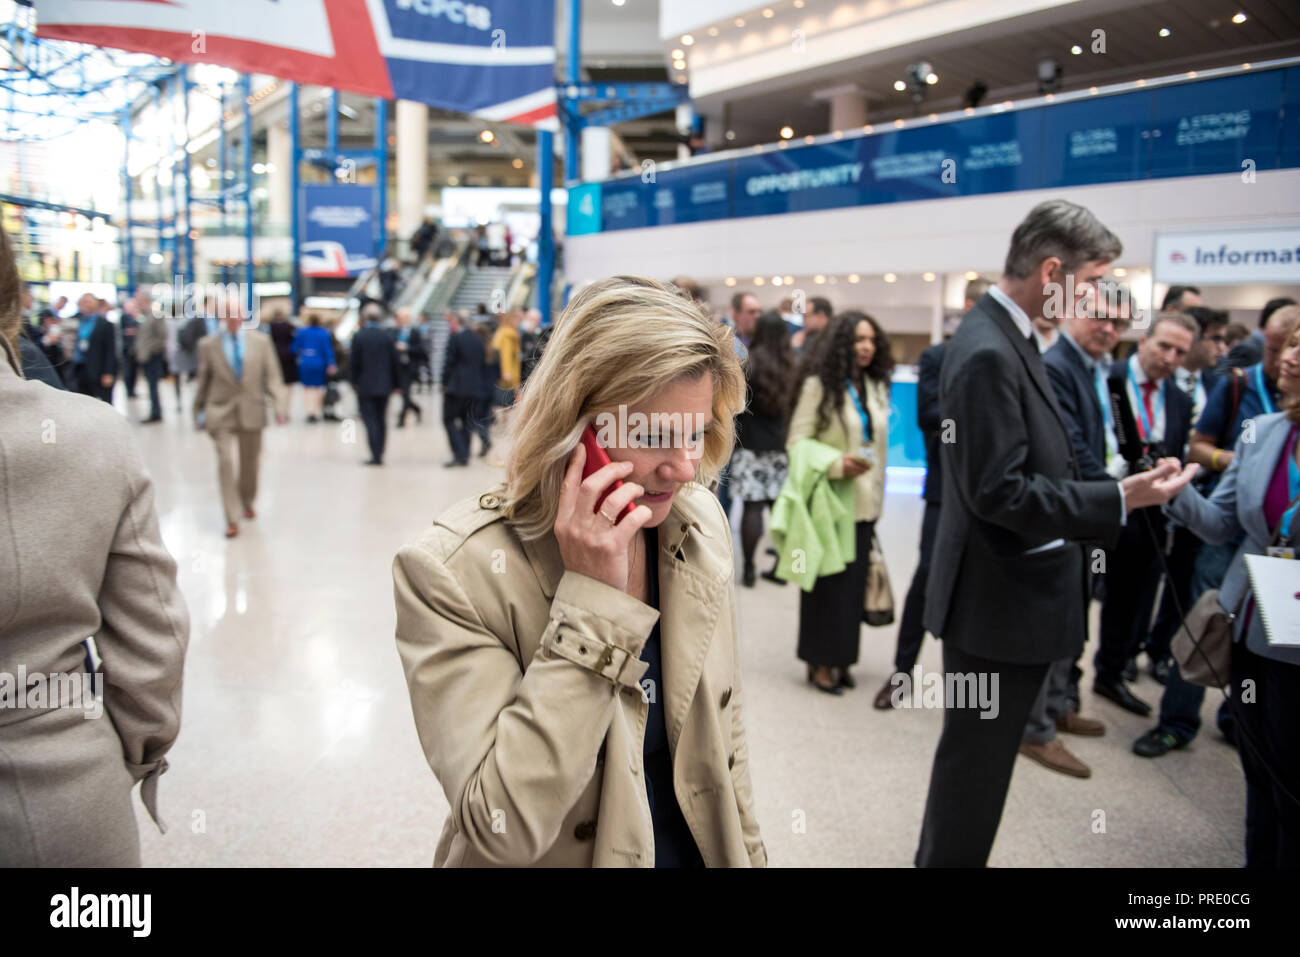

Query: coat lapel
<box><xmin>983</xmin><ymin>296</ymin><xmax>1073</xmax><ymax>450</ymax></box>
<box><xmin>1240</xmin><ymin>415</ymin><xmax>1290</xmax><ymax>545</ymax></box>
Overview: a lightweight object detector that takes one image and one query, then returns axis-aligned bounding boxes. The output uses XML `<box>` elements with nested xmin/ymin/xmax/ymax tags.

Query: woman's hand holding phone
<box><xmin>555</xmin><ymin>442</ymin><xmax>652</xmax><ymax>594</ymax></box>
<box><xmin>840</xmin><ymin>453</ymin><xmax>871</xmax><ymax>478</ymax></box>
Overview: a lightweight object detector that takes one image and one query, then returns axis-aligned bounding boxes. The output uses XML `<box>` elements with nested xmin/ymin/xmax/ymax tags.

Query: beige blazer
<box><xmin>193</xmin><ymin>330</ymin><xmax>288</xmax><ymax>432</ymax></box>
<box><xmin>393</xmin><ymin>483</ymin><xmax>767</xmax><ymax>867</ymax></box>
<box><xmin>0</xmin><ymin>339</ymin><xmax>189</xmax><ymax>866</ymax></box>
<box><xmin>787</xmin><ymin>374</ymin><xmax>890</xmax><ymax>522</ymax></box>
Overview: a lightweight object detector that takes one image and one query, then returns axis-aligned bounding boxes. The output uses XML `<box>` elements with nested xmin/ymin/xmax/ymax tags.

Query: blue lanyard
<box><xmin>1282</xmin><ymin>432</ymin><xmax>1299</xmax><ymax>540</ymax></box>
<box><xmin>845</xmin><ymin>378</ymin><xmax>873</xmax><ymax>443</ymax></box>
<box><xmin>1128</xmin><ymin>364</ymin><xmax>1165</xmax><ymax>441</ymax></box>
<box><xmin>1255</xmin><ymin>365</ymin><xmax>1276</xmax><ymax>416</ymax></box>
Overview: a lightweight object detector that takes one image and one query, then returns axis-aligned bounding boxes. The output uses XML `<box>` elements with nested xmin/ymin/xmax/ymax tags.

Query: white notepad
<box><xmin>1244</xmin><ymin>554</ymin><xmax>1300</xmax><ymax>647</ymax></box>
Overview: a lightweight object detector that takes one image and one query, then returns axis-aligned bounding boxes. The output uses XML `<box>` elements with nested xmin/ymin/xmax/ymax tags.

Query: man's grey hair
<box><xmin>1004</xmin><ymin>199</ymin><xmax>1122</xmax><ymax>280</ymax></box>
<box><xmin>1150</xmin><ymin>311</ymin><xmax>1199</xmax><ymax>339</ymax></box>
<box><xmin>361</xmin><ymin>303</ymin><xmax>385</xmax><ymax>323</ymax></box>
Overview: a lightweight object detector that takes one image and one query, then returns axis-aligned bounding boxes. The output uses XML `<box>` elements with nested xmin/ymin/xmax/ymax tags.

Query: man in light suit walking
<box><xmin>915</xmin><ymin>199</ymin><xmax>1196</xmax><ymax>867</ymax></box>
<box><xmin>194</xmin><ymin>311</ymin><xmax>289</xmax><ymax>538</ymax></box>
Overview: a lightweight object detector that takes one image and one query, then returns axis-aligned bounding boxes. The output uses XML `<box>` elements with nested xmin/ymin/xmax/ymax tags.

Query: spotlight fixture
<box><xmin>883</xmin><ymin>273</ymin><xmax>897</xmax><ymax>283</ymax></box>
<box><xmin>1232</xmin><ymin>12</ymin><xmax>1247</xmax><ymax>24</ymax></box>
<box><xmin>1158</xmin><ymin>27</ymin><xmax>1170</xmax><ymax>37</ymax></box>
<box><xmin>965</xmin><ymin>270</ymin><xmax>979</xmax><ymax>280</ymax></box>
<box><xmin>479</xmin><ymin>129</ymin><xmax>495</xmax><ymax>143</ymax></box>
<box><xmin>848</xmin><ymin>274</ymin><xmax>860</xmax><ymax>284</ymax></box>
<box><xmin>672</xmin><ymin>48</ymin><xmax>684</xmax><ymax>58</ymax></box>
<box><xmin>681</xmin><ymin>34</ymin><xmax>695</xmax><ymax>45</ymax></box>
<box><xmin>724</xmin><ymin>277</ymin><xmax>737</xmax><ymax>286</ymax></box>
<box><xmin>1070</xmin><ymin>45</ymin><xmax>1082</xmax><ymax>55</ymax></box>
<box><xmin>762</xmin><ymin>8</ymin><xmax>774</xmax><ymax>18</ymax></box>
<box><xmin>814</xmin><ymin>274</ymin><xmax>826</xmax><ymax>284</ymax></box>
<box><xmin>780</xmin><ymin>126</ymin><xmax>794</xmax><ymax>138</ymax></box>
<box><xmin>893</xmin><ymin>80</ymin><xmax>907</xmax><ymax>92</ymax></box>
<box><xmin>903</xmin><ymin>61</ymin><xmax>934</xmax><ymax>103</ymax></box>
<box><xmin>1037</xmin><ymin>56</ymin><xmax>1062</xmax><ymax>94</ymax></box>
<box><xmin>925</xmin><ymin>72</ymin><xmax>938</xmax><ymax>85</ymax></box>
<box><xmin>922</xmin><ymin>272</ymin><xmax>936</xmax><ymax>282</ymax></box>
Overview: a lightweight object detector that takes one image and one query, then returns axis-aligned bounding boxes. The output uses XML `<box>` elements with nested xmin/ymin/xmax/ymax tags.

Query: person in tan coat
<box><xmin>193</xmin><ymin>312</ymin><xmax>289</xmax><ymax>537</ymax></box>
<box><xmin>0</xmin><ymin>225</ymin><xmax>189</xmax><ymax>866</ymax></box>
<box><xmin>393</xmin><ymin>276</ymin><xmax>767</xmax><ymax>867</ymax></box>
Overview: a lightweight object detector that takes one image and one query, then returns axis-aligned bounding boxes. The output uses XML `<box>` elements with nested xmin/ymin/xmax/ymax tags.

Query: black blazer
<box><xmin>442</xmin><ymin>327</ymin><xmax>488</xmax><ymax>398</ymax></box>
<box><xmin>1042</xmin><ymin>336</ymin><xmax>1110</xmax><ymax>481</ymax></box>
<box><xmin>73</xmin><ymin>313</ymin><xmax>118</xmax><ymax>381</ymax></box>
<box><xmin>349</xmin><ymin>324</ymin><xmax>400</xmax><ymax>398</ymax></box>
<box><xmin>1105</xmin><ymin>360</ymin><xmax>1194</xmax><ymax>464</ymax></box>
<box><xmin>923</xmin><ymin>293</ymin><xmax>1123</xmax><ymax>665</ymax></box>
<box><xmin>917</xmin><ymin>342</ymin><xmax>944</xmax><ymax>504</ymax></box>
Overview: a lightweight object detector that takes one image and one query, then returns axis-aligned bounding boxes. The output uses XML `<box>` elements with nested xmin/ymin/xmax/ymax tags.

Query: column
<box><xmin>675</xmin><ymin>101</ymin><xmax>694</xmax><ymax>161</ymax></box>
<box><xmin>830</xmin><ymin>90</ymin><xmax>867</xmax><ymax>132</ymax></box>
<box><xmin>395</xmin><ymin>99</ymin><xmax>428</xmax><ymax>240</ymax></box>
<box><xmin>267</xmin><ymin>120</ymin><xmax>292</xmax><ymax>227</ymax></box>
<box><xmin>580</xmin><ymin>126</ymin><xmax>611</xmax><ymax>182</ymax></box>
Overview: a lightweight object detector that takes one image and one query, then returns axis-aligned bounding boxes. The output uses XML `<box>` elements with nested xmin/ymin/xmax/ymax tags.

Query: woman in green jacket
<box><xmin>787</xmin><ymin>312</ymin><xmax>893</xmax><ymax>693</ymax></box>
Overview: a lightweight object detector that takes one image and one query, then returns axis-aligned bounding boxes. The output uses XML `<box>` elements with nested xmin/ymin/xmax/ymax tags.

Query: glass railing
<box><xmin>567</xmin><ymin>58</ymin><xmax>1300</xmax><ymax>235</ymax></box>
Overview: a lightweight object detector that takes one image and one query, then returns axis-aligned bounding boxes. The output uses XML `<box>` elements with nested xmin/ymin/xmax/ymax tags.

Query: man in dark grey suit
<box><xmin>915</xmin><ymin>200</ymin><xmax>1196</xmax><ymax>867</ymax></box>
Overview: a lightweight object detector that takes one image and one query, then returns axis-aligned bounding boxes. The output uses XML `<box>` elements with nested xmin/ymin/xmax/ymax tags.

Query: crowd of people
<box><xmin>3</xmin><ymin>195</ymin><xmax>1298</xmax><ymax>869</ymax></box>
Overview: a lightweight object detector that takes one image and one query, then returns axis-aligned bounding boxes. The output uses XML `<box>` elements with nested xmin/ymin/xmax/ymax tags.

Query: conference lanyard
<box><xmin>1095</xmin><ymin>364</ymin><xmax>1119</xmax><ymax>467</ymax></box>
<box><xmin>1255</xmin><ymin>365</ymin><xmax>1276</xmax><ymax>416</ymax></box>
<box><xmin>845</xmin><ymin>378</ymin><xmax>873</xmax><ymax>443</ymax></box>
<box><xmin>1128</xmin><ymin>364</ymin><xmax>1164</xmax><ymax>442</ymax></box>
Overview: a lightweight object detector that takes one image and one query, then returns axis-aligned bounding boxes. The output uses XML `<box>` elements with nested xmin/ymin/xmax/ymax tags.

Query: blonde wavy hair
<box><xmin>501</xmin><ymin>275</ymin><xmax>745</xmax><ymax>540</ymax></box>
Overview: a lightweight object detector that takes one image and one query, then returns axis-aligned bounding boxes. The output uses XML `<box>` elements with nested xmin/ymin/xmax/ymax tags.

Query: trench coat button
<box><xmin>478</xmin><ymin>493</ymin><xmax>500</xmax><ymax>509</ymax></box>
<box><xmin>720</xmin><ymin>687</ymin><xmax>732</xmax><ymax>709</ymax></box>
<box><xmin>574</xmin><ymin>820</ymin><xmax>597</xmax><ymax>841</ymax></box>
<box><xmin>728</xmin><ymin>752</ymin><xmax>736</xmax><ymax>770</ymax></box>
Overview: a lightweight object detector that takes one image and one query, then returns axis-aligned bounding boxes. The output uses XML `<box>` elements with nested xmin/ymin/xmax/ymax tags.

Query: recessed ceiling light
<box><xmin>754</xmin><ymin>277</ymin><xmax>765</xmax><ymax>286</ymax></box>
<box><xmin>794</xmin><ymin>0</ymin><xmax>805</xmax><ymax>7</ymax></box>
<box><xmin>1158</xmin><ymin>27</ymin><xmax>1171</xmax><ymax>37</ymax></box>
<box><xmin>671</xmin><ymin>48</ymin><xmax>684</xmax><ymax>58</ymax></box>
<box><xmin>762</xmin><ymin>8</ymin><xmax>774</xmax><ymax>18</ymax></box>
<box><xmin>725</xmin><ymin>129</ymin><xmax>736</xmax><ymax>140</ymax></box>
<box><xmin>1113</xmin><ymin>267</ymin><xmax>1127</xmax><ymax>277</ymax></box>
<box><xmin>780</xmin><ymin>126</ymin><xmax>794</xmax><ymax>138</ymax></box>
<box><xmin>734</xmin><ymin>17</ymin><xmax>745</xmax><ymax>27</ymax></box>
<box><xmin>894</xmin><ymin>119</ymin><xmax>904</xmax><ymax>128</ymax></box>
<box><xmin>479</xmin><ymin>129</ymin><xmax>494</xmax><ymax>143</ymax></box>
<box><xmin>848</xmin><ymin>274</ymin><xmax>861</xmax><ymax>283</ymax></box>
<box><xmin>681</xmin><ymin>34</ymin><xmax>694</xmax><ymax>45</ymax></box>
<box><xmin>708</xmin><ymin>26</ymin><xmax>719</xmax><ymax>36</ymax></box>
<box><xmin>1232</xmin><ymin>12</ymin><xmax>1247</xmax><ymax>24</ymax></box>
<box><xmin>724</xmin><ymin>277</ymin><xmax>737</xmax><ymax>286</ymax></box>
<box><xmin>1070</xmin><ymin>45</ymin><xmax>1083</xmax><ymax>55</ymax></box>
<box><xmin>965</xmin><ymin>271</ymin><xmax>979</xmax><ymax>280</ymax></box>
<box><xmin>893</xmin><ymin>80</ymin><xmax>906</xmax><ymax>92</ymax></box>
<box><xmin>923</xmin><ymin>272</ymin><xmax>936</xmax><ymax>282</ymax></box>
<box><xmin>771</xmin><ymin>276</ymin><xmax>783</xmax><ymax>286</ymax></box>
<box><xmin>883</xmin><ymin>273</ymin><xmax>897</xmax><ymax>283</ymax></box>
<box><xmin>803</xmin><ymin>135</ymin><xmax>814</xmax><ymax>144</ymax></box>
<box><xmin>511</xmin><ymin>158</ymin><xmax>523</xmax><ymax>169</ymax></box>
<box><xmin>612</xmin><ymin>0</ymin><xmax>625</xmax><ymax>6</ymax></box>
<box><xmin>784</xmin><ymin>275</ymin><xmax>794</xmax><ymax>285</ymax></box>
<box><xmin>925</xmin><ymin>72</ymin><xmax>938</xmax><ymax>84</ymax></box>
<box><xmin>814</xmin><ymin>274</ymin><xmax>826</xmax><ymax>284</ymax></box>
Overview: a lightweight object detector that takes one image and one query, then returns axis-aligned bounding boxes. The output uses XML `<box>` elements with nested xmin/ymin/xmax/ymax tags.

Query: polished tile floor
<box><xmin>119</xmin><ymin>381</ymin><xmax>1244</xmax><ymax>866</ymax></box>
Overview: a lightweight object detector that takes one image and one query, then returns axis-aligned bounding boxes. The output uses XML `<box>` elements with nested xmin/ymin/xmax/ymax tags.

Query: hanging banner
<box><xmin>1154</xmin><ymin>228</ymin><xmax>1300</xmax><ymax>285</ymax></box>
<box><xmin>300</xmin><ymin>184</ymin><xmax>378</xmax><ymax>278</ymax></box>
<box><xmin>35</xmin><ymin>0</ymin><xmax>557</xmax><ymax>125</ymax></box>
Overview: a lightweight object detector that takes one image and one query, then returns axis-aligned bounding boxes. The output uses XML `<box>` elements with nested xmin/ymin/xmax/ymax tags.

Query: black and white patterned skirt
<box><xmin>729</xmin><ymin>448</ymin><xmax>789</xmax><ymax>503</ymax></box>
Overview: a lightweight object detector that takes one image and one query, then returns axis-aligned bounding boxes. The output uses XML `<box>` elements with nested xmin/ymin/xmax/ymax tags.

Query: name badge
<box><xmin>1266</xmin><ymin>546</ymin><xmax>1296</xmax><ymax>560</ymax></box>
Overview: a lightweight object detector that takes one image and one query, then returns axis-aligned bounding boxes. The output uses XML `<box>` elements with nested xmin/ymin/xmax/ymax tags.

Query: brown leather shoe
<box><xmin>1055</xmin><ymin>711</ymin><xmax>1105</xmax><ymax>736</ymax></box>
<box><xmin>1019</xmin><ymin>739</ymin><xmax>1092</xmax><ymax>778</ymax></box>
<box><xmin>224</xmin><ymin>523</ymin><xmax>239</xmax><ymax>538</ymax></box>
<box><xmin>243</xmin><ymin>505</ymin><xmax>256</xmax><ymax>520</ymax></box>
<box><xmin>873</xmin><ymin>678</ymin><xmax>897</xmax><ymax>710</ymax></box>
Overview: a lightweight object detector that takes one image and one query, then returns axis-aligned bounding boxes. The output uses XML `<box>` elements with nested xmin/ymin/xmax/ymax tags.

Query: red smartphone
<box><xmin>581</xmin><ymin>424</ymin><xmax>637</xmax><ymax>523</ymax></box>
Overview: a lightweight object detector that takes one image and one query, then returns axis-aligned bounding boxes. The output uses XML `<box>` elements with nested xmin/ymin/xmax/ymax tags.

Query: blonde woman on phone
<box><xmin>393</xmin><ymin>276</ymin><xmax>766</xmax><ymax>867</ymax></box>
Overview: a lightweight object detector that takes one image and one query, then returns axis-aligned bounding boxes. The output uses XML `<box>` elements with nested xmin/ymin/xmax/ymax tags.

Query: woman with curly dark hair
<box><xmin>732</xmin><ymin>311</ymin><xmax>796</xmax><ymax>586</ymax></box>
<box><xmin>786</xmin><ymin>311</ymin><xmax>893</xmax><ymax>693</ymax></box>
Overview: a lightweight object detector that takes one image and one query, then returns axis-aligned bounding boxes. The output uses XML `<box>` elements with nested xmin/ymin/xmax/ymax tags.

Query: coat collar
<box><xmin>520</xmin><ymin>484</ymin><xmax>719</xmax><ymax>600</ymax></box>
<box><xmin>979</xmin><ymin>292</ymin><xmax>1073</xmax><ymax>448</ymax></box>
<box><xmin>1238</xmin><ymin>413</ymin><xmax>1294</xmax><ymax>544</ymax></box>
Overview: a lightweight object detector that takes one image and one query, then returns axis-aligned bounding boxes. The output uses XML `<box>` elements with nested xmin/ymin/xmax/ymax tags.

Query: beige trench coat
<box><xmin>0</xmin><ymin>340</ymin><xmax>189</xmax><ymax>866</ymax></box>
<box><xmin>393</xmin><ymin>482</ymin><xmax>767</xmax><ymax>867</ymax></box>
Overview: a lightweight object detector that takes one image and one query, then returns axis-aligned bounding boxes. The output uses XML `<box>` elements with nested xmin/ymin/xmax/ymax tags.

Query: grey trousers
<box><xmin>1022</xmin><ymin>656</ymin><xmax>1076</xmax><ymax>744</ymax></box>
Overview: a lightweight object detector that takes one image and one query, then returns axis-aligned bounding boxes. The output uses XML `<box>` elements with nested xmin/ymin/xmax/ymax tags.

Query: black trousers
<box><xmin>123</xmin><ymin>353</ymin><xmax>139</xmax><ymax>396</ymax></box>
<box><xmin>895</xmin><ymin>500</ymin><xmax>941</xmax><ymax>674</ymax></box>
<box><xmin>358</xmin><ymin>395</ymin><xmax>389</xmax><ymax>463</ymax></box>
<box><xmin>915</xmin><ymin>642</ymin><xmax>1050</xmax><ymax>867</ymax></box>
<box><xmin>142</xmin><ymin>354</ymin><xmax>164</xmax><ymax>419</ymax></box>
<box><xmin>397</xmin><ymin>369</ymin><xmax>422</xmax><ymax>424</ymax></box>
<box><xmin>797</xmin><ymin>520</ymin><xmax>874</xmax><ymax>668</ymax></box>
<box><xmin>1095</xmin><ymin>508</ymin><xmax>1164</xmax><ymax>684</ymax></box>
<box><xmin>1231</xmin><ymin>641</ymin><xmax>1300</xmax><ymax>868</ymax></box>
<box><xmin>442</xmin><ymin>392</ymin><xmax>474</xmax><ymax>463</ymax></box>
